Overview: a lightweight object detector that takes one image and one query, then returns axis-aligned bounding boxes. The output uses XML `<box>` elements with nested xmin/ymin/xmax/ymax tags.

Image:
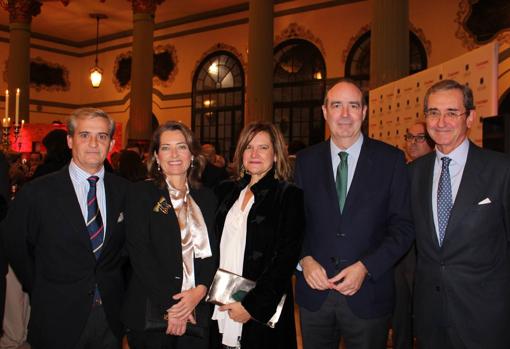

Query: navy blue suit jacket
<box><xmin>294</xmin><ymin>137</ymin><xmax>414</xmax><ymax>319</ymax></box>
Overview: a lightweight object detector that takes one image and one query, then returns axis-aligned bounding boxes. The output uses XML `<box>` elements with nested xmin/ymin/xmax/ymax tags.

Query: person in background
<box><xmin>2</xmin><ymin>108</ymin><xmax>129</xmax><ymax>349</ymax></box>
<box><xmin>122</xmin><ymin>121</ymin><xmax>217</xmax><ymax>349</ymax></box>
<box><xmin>200</xmin><ymin>143</ymin><xmax>229</xmax><ymax>189</ymax></box>
<box><xmin>117</xmin><ymin>150</ymin><xmax>148</xmax><ymax>183</ymax></box>
<box><xmin>32</xmin><ymin>128</ymin><xmax>72</xmax><ymax>179</ymax></box>
<box><xmin>389</xmin><ymin>122</ymin><xmax>434</xmax><ymax>349</ymax></box>
<box><xmin>212</xmin><ymin>121</ymin><xmax>304</xmax><ymax>349</ymax></box>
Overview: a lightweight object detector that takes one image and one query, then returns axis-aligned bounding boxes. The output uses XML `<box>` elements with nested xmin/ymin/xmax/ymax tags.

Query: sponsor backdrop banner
<box><xmin>368</xmin><ymin>42</ymin><xmax>498</xmax><ymax>149</ymax></box>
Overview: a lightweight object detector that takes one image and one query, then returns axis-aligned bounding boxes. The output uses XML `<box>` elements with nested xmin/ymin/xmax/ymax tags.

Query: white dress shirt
<box><xmin>431</xmin><ymin>138</ymin><xmax>469</xmax><ymax>241</ymax></box>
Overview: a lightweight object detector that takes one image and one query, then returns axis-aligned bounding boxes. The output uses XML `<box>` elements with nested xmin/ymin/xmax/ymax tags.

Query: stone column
<box><xmin>369</xmin><ymin>0</ymin><xmax>409</xmax><ymax>88</ymax></box>
<box><xmin>6</xmin><ymin>0</ymin><xmax>41</xmax><ymax>123</ymax></box>
<box><xmin>128</xmin><ymin>0</ymin><xmax>163</xmax><ymax>144</ymax></box>
<box><xmin>247</xmin><ymin>0</ymin><xmax>273</xmax><ymax>123</ymax></box>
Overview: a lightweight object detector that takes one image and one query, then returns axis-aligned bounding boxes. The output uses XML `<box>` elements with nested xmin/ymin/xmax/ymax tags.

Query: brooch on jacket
<box><xmin>153</xmin><ymin>196</ymin><xmax>171</xmax><ymax>214</ymax></box>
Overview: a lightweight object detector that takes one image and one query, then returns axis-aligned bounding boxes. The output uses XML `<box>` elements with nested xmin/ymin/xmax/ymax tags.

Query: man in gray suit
<box><xmin>410</xmin><ymin>79</ymin><xmax>510</xmax><ymax>349</ymax></box>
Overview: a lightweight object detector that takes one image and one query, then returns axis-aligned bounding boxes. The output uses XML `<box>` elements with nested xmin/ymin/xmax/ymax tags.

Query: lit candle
<box><xmin>4</xmin><ymin>90</ymin><xmax>8</xmax><ymax>120</ymax></box>
<box><xmin>21</xmin><ymin>119</ymin><xmax>24</xmax><ymax>129</ymax></box>
<box><xmin>15</xmin><ymin>88</ymin><xmax>19</xmax><ymax>125</ymax></box>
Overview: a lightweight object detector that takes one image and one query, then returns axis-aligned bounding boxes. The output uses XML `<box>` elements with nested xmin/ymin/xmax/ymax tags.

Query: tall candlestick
<box><xmin>15</xmin><ymin>88</ymin><xmax>20</xmax><ymax>125</ymax></box>
<box><xmin>4</xmin><ymin>90</ymin><xmax>8</xmax><ymax>120</ymax></box>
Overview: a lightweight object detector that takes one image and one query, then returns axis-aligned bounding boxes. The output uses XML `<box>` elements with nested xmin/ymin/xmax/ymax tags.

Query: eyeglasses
<box><xmin>424</xmin><ymin>109</ymin><xmax>468</xmax><ymax>119</ymax></box>
<box><xmin>404</xmin><ymin>134</ymin><xmax>427</xmax><ymax>143</ymax></box>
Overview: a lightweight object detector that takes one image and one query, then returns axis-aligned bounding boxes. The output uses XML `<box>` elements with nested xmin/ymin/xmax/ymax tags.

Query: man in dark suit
<box><xmin>294</xmin><ymin>79</ymin><xmax>414</xmax><ymax>349</ymax></box>
<box><xmin>2</xmin><ymin>108</ymin><xmax>128</xmax><ymax>349</ymax></box>
<box><xmin>411</xmin><ymin>79</ymin><xmax>510</xmax><ymax>349</ymax></box>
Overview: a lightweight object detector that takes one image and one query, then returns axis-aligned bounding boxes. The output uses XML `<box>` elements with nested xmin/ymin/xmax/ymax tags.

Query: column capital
<box><xmin>130</xmin><ymin>0</ymin><xmax>165</xmax><ymax>15</ymax></box>
<box><xmin>2</xmin><ymin>0</ymin><xmax>42</xmax><ymax>24</ymax></box>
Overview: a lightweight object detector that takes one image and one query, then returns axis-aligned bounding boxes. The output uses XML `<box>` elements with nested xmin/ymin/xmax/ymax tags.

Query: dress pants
<box><xmin>74</xmin><ymin>305</ymin><xmax>120</xmax><ymax>349</ymax></box>
<box><xmin>417</xmin><ymin>325</ymin><xmax>466</xmax><ymax>349</ymax></box>
<box><xmin>300</xmin><ymin>291</ymin><xmax>390</xmax><ymax>349</ymax></box>
<box><xmin>391</xmin><ymin>247</ymin><xmax>415</xmax><ymax>349</ymax></box>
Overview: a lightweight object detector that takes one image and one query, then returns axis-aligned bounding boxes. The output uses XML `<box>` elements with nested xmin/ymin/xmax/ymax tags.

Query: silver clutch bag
<box><xmin>205</xmin><ymin>268</ymin><xmax>286</xmax><ymax>328</ymax></box>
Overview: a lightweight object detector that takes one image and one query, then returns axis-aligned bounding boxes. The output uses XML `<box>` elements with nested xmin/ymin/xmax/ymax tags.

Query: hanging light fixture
<box><xmin>89</xmin><ymin>13</ymin><xmax>107</xmax><ymax>88</ymax></box>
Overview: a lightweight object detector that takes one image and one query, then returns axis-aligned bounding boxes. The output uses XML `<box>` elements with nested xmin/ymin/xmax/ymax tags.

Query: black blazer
<box><xmin>294</xmin><ymin>137</ymin><xmax>414</xmax><ymax>318</ymax></box>
<box><xmin>214</xmin><ymin>171</ymin><xmax>304</xmax><ymax>349</ymax></box>
<box><xmin>410</xmin><ymin>142</ymin><xmax>510</xmax><ymax>348</ymax></box>
<box><xmin>1</xmin><ymin>166</ymin><xmax>129</xmax><ymax>349</ymax></box>
<box><xmin>121</xmin><ymin>180</ymin><xmax>217</xmax><ymax>331</ymax></box>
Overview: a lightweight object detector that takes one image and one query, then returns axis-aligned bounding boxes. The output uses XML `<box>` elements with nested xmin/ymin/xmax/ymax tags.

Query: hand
<box><xmin>328</xmin><ymin>261</ymin><xmax>368</xmax><ymax>296</ymax></box>
<box><xmin>300</xmin><ymin>256</ymin><xmax>330</xmax><ymax>290</ymax></box>
<box><xmin>166</xmin><ymin>315</ymin><xmax>186</xmax><ymax>336</ymax></box>
<box><xmin>219</xmin><ymin>302</ymin><xmax>251</xmax><ymax>323</ymax></box>
<box><xmin>167</xmin><ymin>285</ymin><xmax>207</xmax><ymax>321</ymax></box>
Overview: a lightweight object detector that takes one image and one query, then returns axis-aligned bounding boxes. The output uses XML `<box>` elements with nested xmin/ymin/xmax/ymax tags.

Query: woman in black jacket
<box><xmin>122</xmin><ymin>121</ymin><xmax>217</xmax><ymax>349</ymax></box>
<box><xmin>212</xmin><ymin>121</ymin><xmax>304</xmax><ymax>349</ymax></box>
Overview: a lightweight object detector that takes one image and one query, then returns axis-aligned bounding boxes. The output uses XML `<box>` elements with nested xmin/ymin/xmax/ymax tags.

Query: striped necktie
<box><xmin>87</xmin><ymin>176</ymin><xmax>104</xmax><ymax>258</ymax></box>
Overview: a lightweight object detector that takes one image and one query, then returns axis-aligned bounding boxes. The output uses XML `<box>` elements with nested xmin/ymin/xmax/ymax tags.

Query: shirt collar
<box><xmin>330</xmin><ymin>133</ymin><xmax>364</xmax><ymax>159</ymax></box>
<box><xmin>435</xmin><ymin>137</ymin><xmax>469</xmax><ymax>167</ymax></box>
<box><xmin>69</xmin><ymin>159</ymin><xmax>105</xmax><ymax>182</ymax></box>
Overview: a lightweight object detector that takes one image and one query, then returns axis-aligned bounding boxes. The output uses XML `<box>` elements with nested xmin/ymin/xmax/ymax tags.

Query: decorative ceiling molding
<box><xmin>455</xmin><ymin>0</ymin><xmax>510</xmax><ymax>50</ymax></box>
<box><xmin>191</xmin><ymin>42</ymin><xmax>246</xmax><ymax>83</ymax></box>
<box><xmin>341</xmin><ymin>22</ymin><xmax>432</xmax><ymax>64</ymax></box>
<box><xmin>274</xmin><ymin>22</ymin><xmax>325</xmax><ymax>57</ymax></box>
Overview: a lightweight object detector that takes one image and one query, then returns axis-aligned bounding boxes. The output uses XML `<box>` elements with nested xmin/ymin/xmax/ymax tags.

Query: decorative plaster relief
<box><xmin>274</xmin><ymin>22</ymin><xmax>326</xmax><ymax>58</ymax></box>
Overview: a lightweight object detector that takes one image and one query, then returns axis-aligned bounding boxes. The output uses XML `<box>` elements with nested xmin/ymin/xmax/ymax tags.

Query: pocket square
<box><xmin>117</xmin><ymin>212</ymin><xmax>124</xmax><ymax>222</ymax></box>
<box><xmin>478</xmin><ymin>198</ymin><xmax>491</xmax><ymax>205</ymax></box>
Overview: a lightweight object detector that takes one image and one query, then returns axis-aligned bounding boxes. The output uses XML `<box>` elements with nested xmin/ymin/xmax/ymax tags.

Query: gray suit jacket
<box><xmin>410</xmin><ymin>142</ymin><xmax>510</xmax><ymax>348</ymax></box>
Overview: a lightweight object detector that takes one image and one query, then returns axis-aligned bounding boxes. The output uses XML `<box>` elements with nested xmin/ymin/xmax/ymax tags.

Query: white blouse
<box><xmin>212</xmin><ymin>186</ymin><xmax>254</xmax><ymax>348</ymax></box>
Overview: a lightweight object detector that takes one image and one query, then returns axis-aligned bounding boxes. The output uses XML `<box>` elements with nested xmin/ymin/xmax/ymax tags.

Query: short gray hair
<box><xmin>67</xmin><ymin>108</ymin><xmax>115</xmax><ymax>138</ymax></box>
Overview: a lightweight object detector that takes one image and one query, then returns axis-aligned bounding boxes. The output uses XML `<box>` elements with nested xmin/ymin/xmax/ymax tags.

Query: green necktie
<box><xmin>336</xmin><ymin>151</ymin><xmax>348</xmax><ymax>212</ymax></box>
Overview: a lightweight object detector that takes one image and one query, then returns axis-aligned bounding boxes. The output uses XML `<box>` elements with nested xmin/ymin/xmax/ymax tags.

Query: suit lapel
<box><xmin>419</xmin><ymin>153</ymin><xmax>439</xmax><ymax>247</ymax></box>
<box><xmin>319</xmin><ymin>141</ymin><xmax>342</xmax><ymax>217</ymax></box>
<box><xmin>54</xmin><ymin>168</ymin><xmax>93</xmax><ymax>254</ymax></box>
<box><xmin>342</xmin><ymin>137</ymin><xmax>374</xmax><ymax>215</ymax></box>
<box><xmin>102</xmin><ymin>173</ymin><xmax>119</xmax><ymax>250</ymax></box>
<box><xmin>442</xmin><ymin>143</ymin><xmax>483</xmax><ymax>245</ymax></box>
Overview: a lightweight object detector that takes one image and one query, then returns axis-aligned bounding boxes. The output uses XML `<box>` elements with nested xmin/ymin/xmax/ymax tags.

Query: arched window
<box><xmin>345</xmin><ymin>31</ymin><xmax>428</xmax><ymax>90</ymax></box>
<box><xmin>192</xmin><ymin>51</ymin><xmax>244</xmax><ymax>161</ymax></box>
<box><xmin>273</xmin><ymin>39</ymin><xmax>326</xmax><ymax>147</ymax></box>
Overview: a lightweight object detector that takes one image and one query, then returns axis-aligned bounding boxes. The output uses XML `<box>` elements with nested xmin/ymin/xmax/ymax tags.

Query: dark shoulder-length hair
<box><xmin>232</xmin><ymin>121</ymin><xmax>292</xmax><ymax>181</ymax></box>
<box><xmin>147</xmin><ymin>121</ymin><xmax>205</xmax><ymax>189</ymax></box>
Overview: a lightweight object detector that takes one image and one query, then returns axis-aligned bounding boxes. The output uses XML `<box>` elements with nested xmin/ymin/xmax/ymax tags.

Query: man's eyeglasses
<box><xmin>424</xmin><ymin>109</ymin><xmax>469</xmax><ymax>119</ymax></box>
<box><xmin>404</xmin><ymin>134</ymin><xmax>427</xmax><ymax>143</ymax></box>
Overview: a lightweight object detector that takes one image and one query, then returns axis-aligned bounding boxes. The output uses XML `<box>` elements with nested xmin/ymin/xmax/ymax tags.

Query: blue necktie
<box><xmin>437</xmin><ymin>157</ymin><xmax>452</xmax><ymax>246</ymax></box>
<box><xmin>87</xmin><ymin>176</ymin><xmax>104</xmax><ymax>258</ymax></box>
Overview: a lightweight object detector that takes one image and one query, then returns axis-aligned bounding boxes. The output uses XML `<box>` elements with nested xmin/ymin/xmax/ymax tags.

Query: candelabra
<box><xmin>1</xmin><ymin>124</ymin><xmax>10</xmax><ymax>151</ymax></box>
<box><xmin>13</xmin><ymin>123</ymin><xmax>22</xmax><ymax>152</ymax></box>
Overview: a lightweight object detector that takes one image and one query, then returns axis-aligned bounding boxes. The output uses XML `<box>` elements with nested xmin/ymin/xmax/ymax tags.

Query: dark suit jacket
<box><xmin>121</xmin><ymin>180</ymin><xmax>218</xmax><ymax>332</ymax></box>
<box><xmin>1</xmin><ymin>166</ymin><xmax>129</xmax><ymax>349</ymax></box>
<box><xmin>294</xmin><ymin>137</ymin><xmax>414</xmax><ymax>319</ymax></box>
<box><xmin>214</xmin><ymin>171</ymin><xmax>304</xmax><ymax>349</ymax></box>
<box><xmin>410</xmin><ymin>142</ymin><xmax>510</xmax><ymax>348</ymax></box>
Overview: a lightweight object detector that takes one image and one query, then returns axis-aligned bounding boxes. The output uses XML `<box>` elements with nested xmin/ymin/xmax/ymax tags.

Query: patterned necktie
<box><xmin>437</xmin><ymin>157</ymin><xmax>452</xmax><ymax>246</ymax></box>
<box><xmin>87</xmin><ymin>176</ymin><xmax>104</xmax><ymax>258</ymax></box>
<box><xmin>336</xmin><ymin>151</ymin><xmax>349</xmax><ymax>213</ymax></box>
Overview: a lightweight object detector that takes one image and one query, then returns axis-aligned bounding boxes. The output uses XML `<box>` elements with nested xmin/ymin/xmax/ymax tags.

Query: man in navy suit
<box><xmin>294</xmin><ymin>79</ymin><xmax>414</xmax><ymax>349</ymax></box>
<box><xmin>411</xmin><ymin>80</ymin><xmax>510</xmax><ymax>349</ymax></box>
<box><xmin>2</xmin><ymin>108</ymin><xmax>128</xmax><ymax>349</ymax></box>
